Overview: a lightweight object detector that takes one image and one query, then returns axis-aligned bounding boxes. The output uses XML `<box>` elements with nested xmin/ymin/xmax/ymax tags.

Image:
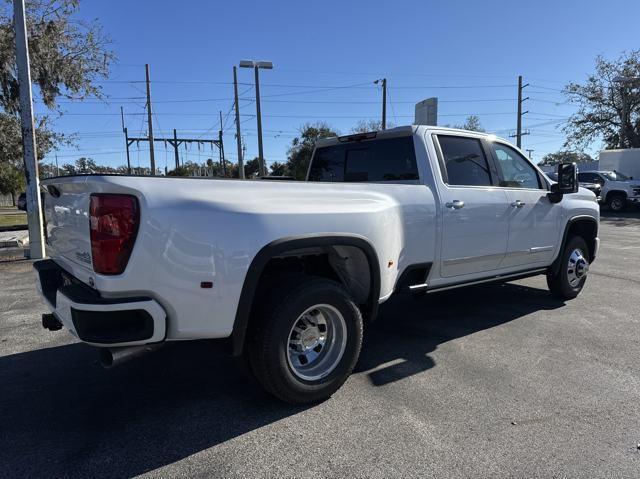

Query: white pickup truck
<box><xmin>577</xmin><ymin>170</ymin><xmax>640</xmax><ymax>212</ymax></box>
<box><xmin>35</xmin><ymin>126</ymin><xmax>599</xmax><ymax>404</ymax></box>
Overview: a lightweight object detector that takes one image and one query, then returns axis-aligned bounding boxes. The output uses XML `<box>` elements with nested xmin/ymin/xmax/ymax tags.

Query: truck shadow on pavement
<box><xmin>0</xmin><ymin>282</ymin><xmax>563</xmax><ymax>477</ymax></box>
<box><xmin>356</xmin><ymin>282</ymin><xmax>565</xmax><ymax>386</ymax></box>
<box><xmin>599</xmin><ymin>209</ymin><xmax>640</xmax><ymax>227</ymax></box>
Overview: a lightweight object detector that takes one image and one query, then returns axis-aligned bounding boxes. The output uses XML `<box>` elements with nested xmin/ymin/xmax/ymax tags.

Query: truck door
<box><xmin>434</xmin><ymin>134</ymin><xmax>511</xmax><ymax>277</ymax></box>
<box><xmin>487</xmin><ymin>141</ymin><xmax>561</xmax><ymax>268</ymax></box>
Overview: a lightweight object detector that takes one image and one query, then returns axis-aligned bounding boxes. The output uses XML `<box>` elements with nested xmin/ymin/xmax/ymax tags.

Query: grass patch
<box><xmin>0</xmin><ymin>213</ymin><xmax>27</xmax><ymax>227</ymax></box>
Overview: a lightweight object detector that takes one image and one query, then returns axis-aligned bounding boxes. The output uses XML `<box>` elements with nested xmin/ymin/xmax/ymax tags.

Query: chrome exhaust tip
<box><xmin>99</xmin><ymin>344</ymin><xmax>162</xmax><ymax>368</ymax></box>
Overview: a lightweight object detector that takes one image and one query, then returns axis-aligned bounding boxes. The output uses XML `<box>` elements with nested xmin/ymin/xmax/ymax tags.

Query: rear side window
<box><xmin>437</xmin><ymin>135</ymin><xmax>492</xmax><ymax>186</ymax></box>
<box><xmin>308</xmin><ymin>136</ymin><xmax>419</xmax><ymax>182</ymax></box>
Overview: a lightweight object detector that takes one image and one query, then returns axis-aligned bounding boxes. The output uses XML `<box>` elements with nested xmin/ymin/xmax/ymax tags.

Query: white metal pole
<box><xmin>13</xmin><ymin>0</ymin><xmax>45</xmax><ymax>259</ymax></box>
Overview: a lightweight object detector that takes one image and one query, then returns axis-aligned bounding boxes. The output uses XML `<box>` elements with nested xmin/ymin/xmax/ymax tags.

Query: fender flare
<box><xmin>604</xmin><ymin>189</ymin><xmax>627</xmax><ymax>203</ymax></box>
<box><xmin>550</xmin><ymin>215</ymin><xmax>598</xmax><ymax>276</ymax></box>
<box><xmin>230</xmin><ymin>233</ymin><xmax>381</xmax><ymax>356</ymax></box>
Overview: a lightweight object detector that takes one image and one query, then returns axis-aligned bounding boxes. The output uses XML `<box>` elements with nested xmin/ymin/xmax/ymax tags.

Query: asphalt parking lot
<box><xmin>1</xmin><ymin>212</ymin><xmax>639</xmax><ymax>478</ymax></box>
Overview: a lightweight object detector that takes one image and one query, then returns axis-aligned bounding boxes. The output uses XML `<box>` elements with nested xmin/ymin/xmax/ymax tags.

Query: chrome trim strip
<box><xmin>408</xmin><ymin>283</ymin><xmax>429</xmax><ymax>291</ymax></box>
<box><xmin>529</xmin><ymin>246</ymin><xmax>554</xmax><ymax>253</ymax></box>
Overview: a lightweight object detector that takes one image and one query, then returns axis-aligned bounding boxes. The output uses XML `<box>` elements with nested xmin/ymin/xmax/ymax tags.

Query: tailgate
<box><xmin>43</xmin><ymin>177</ymin><xmax>94</xmax><ymax>271</ymax></box>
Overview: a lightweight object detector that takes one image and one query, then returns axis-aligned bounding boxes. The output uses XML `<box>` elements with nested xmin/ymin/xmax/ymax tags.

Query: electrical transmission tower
<box><xmin>121</xmin><ymin>64</ymin><xmax>224</xmax><ymax>175</ymax></box>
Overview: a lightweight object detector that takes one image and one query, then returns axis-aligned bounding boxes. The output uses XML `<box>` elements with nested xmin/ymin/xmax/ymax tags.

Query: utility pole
<box><xmin>13</xmin><ymin>0</ymin><xmax>44</xmax><ymax>259</ymax></box>
<box><xmin>219</xmin><ymin>110</ymin><xmax>226</xmax><ymax>176</ymax></box>
<box><xmin>375</xmin><ymin>78</ymin><xmax>387</xmax><ymax>129</ymax></box>
<box><xmin>233</xmin><ymin>66</ymin><xmax>245</xmax><ymax>179</ymax></box>
<box><xmin>516</xmin><ymin>75</ymin><xmax>529</xmax><ymax>148</ymax></box>
<box><xmin>55</xmin><ymin>154</ymin><xmax>59</xmax><ymax>176</ymax></box>
<box><xmin>526</xmin><ymin>149</ymin><xmax>534</xmax><ymax>160</ymax></box>
<box><xmin>145</xmin><ymin>64</ymin><xmax>156</xmax><ymax>175</ymax></box>
<box><xmin>173</xmin><ymin>129</ymin><xmax>179</xmax><ymax>168</ymax></box>
<box><xmin>382</xmin><ymin>78</ymin><xmax>387</xmax><ymax>130</ymax></box>
<box><xmin>121</xmin><ymin>106</ymin><xmax>132</xmax><ymax>174</ymax></box>
<box><xmin>254</xmin><ymin>65</ymin><xmax>266</xmax><ymax>176</ymax></box>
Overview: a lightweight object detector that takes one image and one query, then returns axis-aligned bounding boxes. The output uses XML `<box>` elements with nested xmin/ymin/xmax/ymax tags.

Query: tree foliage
<box><xmin>285</xmin><ymin>122</ymin><xmax>338</xmax><ymax>180</ymax></box>
<box><xmin>0</xmin><ymin>0</ymin><xmax>113</xmax><ymax>196</ymax></box>
<box><xmin>269</xmin><ymin>161</ymin><xmax>286</xmax><ymax>176</ymax></box>
<box><xmin>450</xmin><ymin>115</ymin><xmax>485</xmax><ymax>132</ymax></box>
<box><xmin>0</xmin><ymin>159</ymin><xmax>23</xmax><ymax>196</ymax></box>
<box><xmin>538</xmin><ymin>150</ymin><xmax>594</xmax><ymax>166</ymax></box>
<box><xmin>0</xmin><ymin>0</ymin><xmax>114</xmax><ymax>113</ymax></box>
<box><xmin>564</xmin><ymin>50</ymin><xmax>640</xmax><ymax>149</ymax></box>
<box><xmin>351</xmin><ymin>119</ymin><xmax>394</xmax><ymax>133</ymax></box>
<box><xmin>244</xmin><ymin>157</ymin><xmax>261</xmax><ymax>178</ymax></box>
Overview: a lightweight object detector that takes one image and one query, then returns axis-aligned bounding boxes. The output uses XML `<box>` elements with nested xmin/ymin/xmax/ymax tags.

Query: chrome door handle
<box><xmin>445</xmin><ymin>200</ymin><xmax>465</xmax><ymax>209</ymax></box>
<box><xmin>511</xmin><ymin>200</ymin><xmax>526</xmax><ymax>208</ymax></box>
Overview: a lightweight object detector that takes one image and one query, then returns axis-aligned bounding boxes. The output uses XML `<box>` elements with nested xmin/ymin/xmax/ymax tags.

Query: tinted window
<box><xmin>578</xmin><ymin>172</ymin><xmax>601</xmax><ymax>184</ymax></box>
<box><xmin>437</xmin><ymin>135</ymin><xmax>492</xmax><ymax>186</ymax></box>
<box><xmin>308</xmin><ymin>136</ymin><xmax>419</xmax><ymax>182</ymax></box>
<box><xmin>491</xmin><ymin>143</ymin><xmax>541</xmax><ymax>189</ymax></box>
<box><xmin>308</xmin><ymin>144</ymin><xmax>345</xmax><ymax>182</ymax></box>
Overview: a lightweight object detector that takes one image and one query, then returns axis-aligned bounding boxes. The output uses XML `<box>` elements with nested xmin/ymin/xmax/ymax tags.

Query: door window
<box><xmin>491</xmin><ymin>143</ymin><xmax>541</xmax><ymax>189</ymax></box>
<box><xmin>436</xmin><ymin>135</ymin><xmax>492</xmax><ymax>186</ymax></box>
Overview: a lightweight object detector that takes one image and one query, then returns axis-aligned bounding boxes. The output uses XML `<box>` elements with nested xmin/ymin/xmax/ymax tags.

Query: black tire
<box><xmin>608</xmin><ymin>193</ymin><xmax>627</xmax><ymax>212</ymax></box>
<box><xmin>546</xmin><ymin>235</ymin><xmax>590</xmax><ymax>299</ymax></box>
<box><xmin>247</xmin><ymin>277</ymin><xmax>363</xmax><ymax>405</ymax></box>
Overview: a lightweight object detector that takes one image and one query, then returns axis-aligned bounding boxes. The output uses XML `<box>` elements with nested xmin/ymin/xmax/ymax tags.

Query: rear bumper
<box><xmin>34</xmin><ymin>259</ymin><xmax>166</xmax><ymax>347</ymax></box>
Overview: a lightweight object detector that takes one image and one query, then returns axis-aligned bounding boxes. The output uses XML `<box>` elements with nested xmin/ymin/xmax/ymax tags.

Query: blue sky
<box><xmin>40</xmin><ymin>0</ymin><xmax>640</xmax><ymax>171</ymax></box>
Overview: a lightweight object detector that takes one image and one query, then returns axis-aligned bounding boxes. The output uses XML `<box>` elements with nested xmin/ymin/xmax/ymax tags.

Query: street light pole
<box><xmin>240</xmin><ymin>60</ymin><xmax>273</xmax><ymax>178</ymax></box>
<box><xmin>13</xmin><ymin>0</ymin><xmax>45</xmax><ymax>259</ymax></box>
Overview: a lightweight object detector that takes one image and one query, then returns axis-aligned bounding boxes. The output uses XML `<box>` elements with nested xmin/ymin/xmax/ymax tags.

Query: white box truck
<box><xmin>599</xmin><ymin>148</ymin><xmax>640</xmax><ymax>179</ymax></box>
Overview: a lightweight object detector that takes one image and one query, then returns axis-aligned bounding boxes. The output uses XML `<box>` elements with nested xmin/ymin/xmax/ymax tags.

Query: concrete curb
<box><xmin>0</xmin><ymin>230</ymin><xmax>29</xmax><ymax>248</ymax></box>
<box><xmin>0</xmin><ymin>247</ymin><xmax>29</xmax><ymax>261</ymax></box>
<box><xmin>0</xmin><ymin>224</ymin><xmax>28</xmax><ymax>233</ymax></box>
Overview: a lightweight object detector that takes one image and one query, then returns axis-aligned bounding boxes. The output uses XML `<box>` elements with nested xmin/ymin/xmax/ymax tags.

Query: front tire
<box><xmin>546</xmin><ymin>236</ymin><xmax>590</xmax><ymax>299</ymax></box>
<box><xmin>608</xmin><ymin>193</ymin><xmax>627</xmax><ymax>212</ymax></box>
<box><xmin>247</xmin><ymin>278</ymin><xmax>363</xmax><ymax>405</ymax></box>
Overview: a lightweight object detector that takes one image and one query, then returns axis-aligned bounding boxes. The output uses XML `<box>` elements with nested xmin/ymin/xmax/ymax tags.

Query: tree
<box><xmin>451</xmin><ymin>115</ymin><xmax>485</xmax><ymax>132</ymax></box>
<box><xmin>0</xmin><ymin>160</ymin><xmax>24</xmax><ymax>203</ymax></box>
<box><xmin>0</xmin><ymin>0</ymin><xmax>113</xmax><ymax>197</ymax></box>
<box><xmin>286</xmin><ymin>122</ymin><xmax>338</xmax><ymax>180</ymax></box>
<box><xmin>244</xmin><ymin>157</ymin><xmax>261</xmax><ymax>178</ymax></box>
<box><xmin>269</xmin><ymin>161</ymin><xmax>287</xmax><ymax>176</ymax></box>
<box><xmin>166</xmin><ymin>161</ymin><xmax>203</xmax><ymax>177</ymax></box>
<box><xmin>351</xmin><ymin>119</ymin><xmax>394</xmax><ymax>133</ymax></box>
<box><xmin>0</xmin><ymin>112</ymin><xmax>67</xmax><ymax>197</ymax></box>
<box><xmin>0</xmin><ymin>0</ymin><xmax>114</xmax><ymax>114</ymax></box>
<box><xmin>539</xmin><ymin>150</ymin><xmax>594</xmax><ymax>166</ymax></box>
<box><xmin>564</xmin><ymin>50</ymin><xmax>640</xmax><ymax>149</ymax></box>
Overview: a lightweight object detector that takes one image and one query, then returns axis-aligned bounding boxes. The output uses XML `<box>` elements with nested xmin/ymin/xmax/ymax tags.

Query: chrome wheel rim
<box><xmin>610</xmin><ymin>198</ymin><xmax>623</xmax><ymax>210</ymax></box>
<box><xmin>567</xmin><ymin>248</ymin><xmax>589</xmax><ymax>287</ymax></box>
<box><xmin>287</xmin><ymin>304</ymin><xmax>347</xmax><ymax>381</ymax></box>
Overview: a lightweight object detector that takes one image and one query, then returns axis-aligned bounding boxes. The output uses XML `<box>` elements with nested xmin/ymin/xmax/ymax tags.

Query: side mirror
<box><xmin>557</xmin><ymin>162</ymin><xmax>578</xmax><ymax>194</ymax></box>
<box><xmin>548</xmin><ymin>162</ymin><xmax>578</xmax><ymax>203</ymax></box>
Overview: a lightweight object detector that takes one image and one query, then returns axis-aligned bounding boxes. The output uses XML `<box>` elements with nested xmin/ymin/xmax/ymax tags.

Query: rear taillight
<box><xmin>89</xmin><ymin>194</ymin><xmax>139</xmax><ymax>275</ymax></box>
